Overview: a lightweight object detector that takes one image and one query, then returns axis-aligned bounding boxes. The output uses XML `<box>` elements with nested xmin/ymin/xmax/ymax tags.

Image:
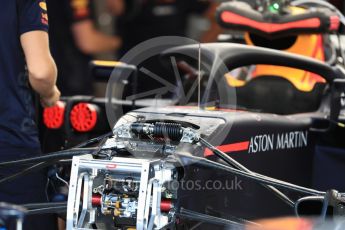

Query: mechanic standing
<box><xmin>105</xmin><ymin>0</ymin><xmax>221</xmax><ymax>96</ymax></box>
<box><xmin>47</xmin><ymin>0</ymin><xmax>122</xmax><ymax>96</ymax></box>
<box><xmin>0</xmin><ymin>0</ymin><xmax>60</xmax><ymax>229</ymax></box>
<box><xmin>106</xmin><ymin>0</ymin><xmax>222</xmax><ymax>56</ymax></box>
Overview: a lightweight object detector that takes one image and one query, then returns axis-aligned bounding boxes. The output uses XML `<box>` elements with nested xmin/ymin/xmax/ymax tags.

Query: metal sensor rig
<box><xmin>131</xmin><ymin>123</ymin><xmax>183</xmax><ymax>141</ymax></box>
<box><xmin>114</xmin><ymin>122</ymin><xmax>201</xmax><ymax>144</ymax></box>
<box><xmin>65</xmin><ymin>122</ymin><xmax>201</xmax><ymax>229</ymax></box>
<box><xmin>66</xmin><ymin>156</ymin><xmax>179</xmax><ymax>230</ymax></box>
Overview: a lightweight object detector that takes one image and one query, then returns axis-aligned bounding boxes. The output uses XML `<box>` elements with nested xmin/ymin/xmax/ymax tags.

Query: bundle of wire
<box><xmin>0</xmin><ymin>132</ymin><xmax>113</xmax><ymax>185</ymax></box>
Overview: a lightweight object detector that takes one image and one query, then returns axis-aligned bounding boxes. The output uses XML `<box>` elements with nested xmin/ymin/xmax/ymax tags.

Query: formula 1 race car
<box><xmin>24</xmin><ymin>39</ymin><xmax>345</xmax><ymax>230</ymax></box>
<box><xmin>60</xmin><ymin>39</ymin><xmax>345</xmax><ymax>229</ymax></box>
<box><xmin>1</xmin><ymin>0</ymin><xmax>345</xmax><ymax>230</ymax></box>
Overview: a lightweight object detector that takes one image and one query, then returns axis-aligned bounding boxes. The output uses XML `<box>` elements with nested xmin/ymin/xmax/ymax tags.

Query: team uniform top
<box><xmin>0</xmin><ymin>0</ymin><xmax>48</xmax><ymax>154</ymax></box>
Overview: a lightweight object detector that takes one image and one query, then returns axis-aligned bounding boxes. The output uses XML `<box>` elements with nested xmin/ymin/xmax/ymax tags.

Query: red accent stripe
<box><xmin>106</xmin><ymin>164</ymin><xmax>117</xmax><ymax>169</ymax></box>
<box><xmin>204</xmin><ymin>141</ymin><xmax>250</xmax><ymax>157</ymax></box>
<box><xmin>220</xmin><ymin>11</ymin><xmax>321</xmax><ymax>34</ymax></box>
<box><xmin>329</xmin><ymin>15</ymin><xmax>340</xmax><ymax>31</ymax></box>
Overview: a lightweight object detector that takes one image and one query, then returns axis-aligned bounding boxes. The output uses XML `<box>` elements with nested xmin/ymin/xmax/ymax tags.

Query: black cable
<box><xmin>74</xmin><ymin>132</ymin><xmax>113</xmax><ymax>148</ymax></box>
<box><xmin>57</xmin><ymin>159</ymin><xmax>72</xmax><ymax>165</ymax></box>
<box><xmin>91</xmin><ymin>130</ymin><xmax>118</xmax><ymax>160</ymax></box>
<box><xmin>22</xmin><ymin>202</ymin><xmax>67</xmax><ymax>210</ymax></box>
<box><xmin>0</xmin><ymin>161</ymin><xmax>54</xmax><ymax>185</ymax></box>
<box><xmin>176</xmin><ymin>152</ymin><xmax>326</xmax><ymax>196</ymax></box>
<box><xmin>199</xmin><ymin>137</ymin><xmax>295</xmax><ymax>207</ymax></box>
<box><xmin>25</xmin><ymin>206</ymin><xmax>67</xmax><ymax>215</ymax></box>
<box><xmin>178</xmin><ymin>208</ymin><xmax>259</xmax><ymax>228</ymax></box>
<box><xmin>0</xmin><ymin>148</ymin><xmax>96</xmax><ymax>168</ymax></box>
<box><xmin>0</xmin><ymin>159</ymin><xmax>73</xmax><ymax>186</ymax></box>
<box><xmin>0</xmin><ymin>132</ymin><xmax>112</xmax><ymax>168</ymax></box>
<box><xmin>294</xmin><ymin>196</ymin><xmax>324</xmax><ymax>217</ymax></box>
<box><xmin>22</xmin><ymin>203</ymin><xmax>67</xmax><ymax>215</ymax></box>
<box><xmin>0</xmin><ymin>132</ymin><xmax>112</xmax><ymax>182</ymax></box>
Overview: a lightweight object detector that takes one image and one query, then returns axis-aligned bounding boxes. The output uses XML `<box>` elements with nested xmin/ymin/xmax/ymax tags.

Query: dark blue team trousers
<box><xmin>0</xmin><ymin>148</ymin><xmax>57</xmax><ymax>230</ymax></box>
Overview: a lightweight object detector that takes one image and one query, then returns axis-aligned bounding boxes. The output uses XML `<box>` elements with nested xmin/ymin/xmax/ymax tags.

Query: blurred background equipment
<box><xmin>106</xmin><ymin>0</ymin><xmax>222</xmax><ymax>56</ymax></box>
<box><xmin>46</xmin><ymin>0</ymin><xmax>122</xmax><ymax>96</ymax></box>
<box><xmin>0</xmin><ymin>203</ymin><xmax>26</xmax><ymax>230</ymax></box>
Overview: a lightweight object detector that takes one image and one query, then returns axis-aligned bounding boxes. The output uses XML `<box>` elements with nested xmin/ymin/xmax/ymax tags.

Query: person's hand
<box><xmin>40</xmin><ymin>86</ymin><xmax>61</xmax><ymax>108</ymax></box>
<box><xmin>106</xmin><ymin>0</ymin><xmax>125</xmax><ymax>16</ymax></box>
